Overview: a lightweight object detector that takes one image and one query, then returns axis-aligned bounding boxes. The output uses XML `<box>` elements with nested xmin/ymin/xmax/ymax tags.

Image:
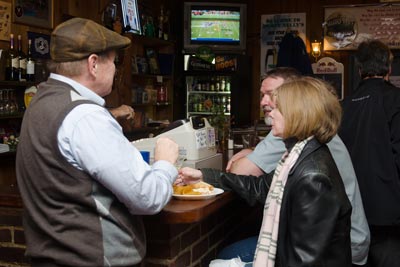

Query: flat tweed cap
<box><xmin>51</xmin><ymin>17</ymin><xmax>131</xmax><ymax>62</ymax></box>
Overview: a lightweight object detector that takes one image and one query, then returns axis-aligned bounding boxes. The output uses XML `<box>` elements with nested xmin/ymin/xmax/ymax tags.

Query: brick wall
<box><xmin>143</xmin><ymin>199</ymin><xmax>262</xmax><ymax>267</ymax></box>
<box><xmin>0</xmin><ymin>200</ymin><xmax>262</xmax><ymax>267</ymax></box>
<box><xmin>0</xmin><ymin>208</ymin><xmax>29</xmax><ymax>267</ymax></box>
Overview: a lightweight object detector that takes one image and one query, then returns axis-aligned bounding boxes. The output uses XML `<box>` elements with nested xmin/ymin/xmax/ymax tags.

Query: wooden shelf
<box><xmin>0</xmin><ymin>113</ymin><xmax>24</xmax><ymax>119</ymax></box>
<box><xmin>188</xmin><ymin>111</ymin><xmax>230</xmax><ymax>116</ymax></box>
<box><xmin>124</xmin><ymin>33</ymin><xmax>175</xmax><ymax>47</ymax></box>
<box><xmin>0</xmin><ymin>81</ymin><xmax>37</xmax><ymax>88</ymax></box>
<box><xmin>188</xmin><ymin>91</ymin><xmax>230</xmax><ymax>94</ymax></box>
<box><xmin>132</xmin><ymin>102</ymin><xmax>170</xmax><ymax>107</ymax></box>
<box><xmin>0</xmin><ymin>151</ymin><xmax>16</xmax><ymax>158</ymax></box>
<box><xmin>132</xmin><ymin>74</ymin><xmax>172</xmax><ymax>79</ymax></box>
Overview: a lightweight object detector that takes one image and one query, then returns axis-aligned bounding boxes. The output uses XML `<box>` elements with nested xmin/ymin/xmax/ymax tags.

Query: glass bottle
<box><xmin>5</xmin><ymin>34</ymin><xmax>19</xmax><ymax>81</ymax></box>
<box><xmin>226</xmin><ymin>96</ymin><xmax>231</xmax><ymax>113</ymax></box>
<box><xmin>26</xmin><ymin>39</ymin><xmax>35</xmax><ymax>82</ymax></box>
<box><xmin>0</xmin><ymin>90</ymin><xmax>4</xmax><ymax>115</ymax></box>
<box><xmin>163</xmin><ymin>10</ymin><xmax>170</xmax><ymax>40</ymax></box>
<box><xmin>225</xmin><ymin>77</ymin><xmax>231</xmax><ymax>91</ymax></box>
<box><xmin>18</xmin><ymin>35</ymin><xmax>27</xmax><ymax>81</ymax></box>
<box><xmin>157</xmin><ymin>83</ymin><xmax>167</xmax><ymax>103</ymax></box>
<box><xmin>158</xmin><ymin>6</ymin><xmax>164</xmax><ymax>39</ymax></box>
<box><xmin>220</xmin><ymin>77</ymin><xmax>226</xmax><ymax>91</ymax></box>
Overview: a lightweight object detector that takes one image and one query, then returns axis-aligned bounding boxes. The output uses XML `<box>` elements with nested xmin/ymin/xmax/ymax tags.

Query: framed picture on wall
<box><xmin>12</xmin><ymin>0</ymin><xmax>54</xmax><ymax>29</ymax></box>
<box><xmin>121</xmin><ymin>0</ymin><xmax>141</xmax><ymax>34</ymax></box>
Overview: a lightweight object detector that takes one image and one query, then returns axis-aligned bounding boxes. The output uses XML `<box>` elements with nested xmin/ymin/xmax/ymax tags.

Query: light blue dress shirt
<box><xmin>52</xmin><ymin>73</ymin><xmax>178</xmax><ymax>215</ymax></box>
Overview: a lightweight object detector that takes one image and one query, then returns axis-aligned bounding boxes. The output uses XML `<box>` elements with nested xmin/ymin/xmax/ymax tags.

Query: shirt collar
<box><xmin>49</xmin><ymin>73</ymin><xmax>105</xmax><ymax>106</ymax></box>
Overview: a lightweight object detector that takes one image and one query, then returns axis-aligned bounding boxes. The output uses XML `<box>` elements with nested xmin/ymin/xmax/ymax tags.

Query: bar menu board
<box><xmin>324</xmin><ymin>4</ymin><xmax>400</xmax><ymax>50</ymax></box>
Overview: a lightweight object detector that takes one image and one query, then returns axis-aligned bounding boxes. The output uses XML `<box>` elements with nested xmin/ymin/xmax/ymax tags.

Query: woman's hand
<box><xmin>175</xmin><ymin>167</ymin><xmax>203</xmax><ymax>186</ymax></box>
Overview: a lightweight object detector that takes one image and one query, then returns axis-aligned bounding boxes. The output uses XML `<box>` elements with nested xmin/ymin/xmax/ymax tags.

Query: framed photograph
<box><xmin>27</xmin><ymin>31</ymin><xmax>50</xmax><ymax>59</ymax></box>
<box><xmin>145</xmin><ymin>48</ymin><xmax>160</xmax><ymax>74</ymax></box>
<box><xmin>13</xmin><ymin>0</ymin><xmax>53</xmax><ymax>29</ymax></box>
<box><xmin>121</xmin><ymin>0</ymin><xmax>141</xmax><ymax>34</ymax></box>
<box><xmin>0</xmin><ymin>1</ymin><xmax>11</xmax><ymax>41</ymax></box>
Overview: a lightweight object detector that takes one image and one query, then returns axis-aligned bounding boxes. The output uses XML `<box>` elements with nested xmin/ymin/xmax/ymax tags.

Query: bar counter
<box><xmin>151</xmin><ymin>191</ymin><xmax>235</xmax><ymax>224</ymax></box>
<box><xmin>0</xmin><ymin>152</ymin><xmax>262</xmax><ymax>267</ymax></box>
<box><xmin>143</xmin><ymin>191</ymin><xmax>262</xmax><ymax>267</ymax></box>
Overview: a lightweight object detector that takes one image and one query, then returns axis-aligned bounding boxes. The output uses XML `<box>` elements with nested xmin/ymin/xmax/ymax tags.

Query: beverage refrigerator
<box><xmin>183</xmin><ymin>54</ymin><xmax>251</xmax><ymax>129</ymax></box>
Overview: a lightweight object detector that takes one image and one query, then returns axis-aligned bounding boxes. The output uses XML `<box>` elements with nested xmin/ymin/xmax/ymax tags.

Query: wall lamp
<box><xmin>311</xmin><ymin>40</ymin><xmax>322</xmax><ymax>62</ymax></box>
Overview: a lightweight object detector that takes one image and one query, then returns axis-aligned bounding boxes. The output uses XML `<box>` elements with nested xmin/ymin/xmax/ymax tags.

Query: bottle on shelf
<box><xmin>140</xmin><ymin>14</ymin><xmax>147</xmax><ymax>35</ymax></box>
<box><xmin>26</xmin><ymin>39</ymin><xmax>35</xmax><ymax>82</ymax></box>
<box><xmin>5</xmin><ymin>34</ymin><xmax>19</xmax><ymax>81</ymax></box>
<box><xmin>226</xmin><ymin>96</ymin><xmax>231</xmax><ymax>113</ymax></box>
<box><xmin>17</xmin><ymin>35</ymin><xmax>27</xmax><ymax>81</ymax></box>
<box><xmin>225</xmin><ymin>77</ymin><xmax>231</xmax><ymax>91</ymax></box>
<box><xmin>163</xmin><ymin>10</ymin><xmax>170</xmax><ymax>40</ymax></box>
<box><xmin>220</xmin><ymin>77</ymin><xmax>226</xmax><ymax>91</ymax></box>
<box><xmin>227</xmin><ymin>129</ymin><xmax>234</xmax><ymax>159</ymax></box>
<box><xmin>145</xmin><ymin>16</ymin><xmax>155</xmax><ymax>37</ymax></box>
<box><xmin>158</xmin><ymin>6</ymin><xmax>164</xmax><ymax>39</ymax></box>
<box><xmin>210</xmin><ymin>77</ymin><xmax>215</xmax><ymax>91</ymax></box>
<box><xmin>215</xmin><ymin>77</ymin><xmax>220</xmax><ymax>91</ymax></box>
<box><xmin>157</xmin><ymin>82</ymin><xmax>167</xmax><ymax>103</ymax></box>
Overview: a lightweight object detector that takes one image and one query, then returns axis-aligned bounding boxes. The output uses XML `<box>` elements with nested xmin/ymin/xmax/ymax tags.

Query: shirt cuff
<box><xmin>152</xmin><ymin>160</ymin><xmax>178</xmax><ymax>182</ymax></box>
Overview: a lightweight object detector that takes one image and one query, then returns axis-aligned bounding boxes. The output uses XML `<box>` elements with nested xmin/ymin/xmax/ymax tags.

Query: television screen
<box><xmin>184</xmin><ymin>2</ymin><xmax>246</xmax><ymax>53</ymax></box>
<box><xmin>190</xmin><ymin>7</ymin><xmax>240</xmax><ymax>45</ymax></box>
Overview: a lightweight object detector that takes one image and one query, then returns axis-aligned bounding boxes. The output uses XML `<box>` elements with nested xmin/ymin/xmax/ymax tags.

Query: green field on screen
<box><xmin>191</xmin><ymin>15</ymin><xmax>240</xmax><ymax>40</ymax></box>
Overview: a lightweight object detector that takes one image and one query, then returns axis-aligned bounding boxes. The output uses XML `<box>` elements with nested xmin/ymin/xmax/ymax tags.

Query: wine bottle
<box><xmin>18</xmin><ymin>35</ymin><xmax>27</xmax><ymax>81</ymax></box>
<box><xmin>158</xmin><ymin>6</ymin><xmax>164</xmax><ymax>39</ymax></box>
<box><xmin>5</xmin><ymin>34</ymin><xmax>18</xmax><ymax>81</ymax></box>
<box><xmin>26</xmin><ymin>39</ymin><xmax>35</xmax><ymax>82</ymax></box>
<box><xmin>163</xmin><ymin>10</ymin><xmax>170</xmax><ymax>40</ymax></box>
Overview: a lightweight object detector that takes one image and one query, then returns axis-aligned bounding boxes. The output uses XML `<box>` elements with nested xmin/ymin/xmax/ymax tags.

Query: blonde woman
<box><xmin>178</xmin><ymin>77</ymin><xmax>352</xmax><ymax>267</ymax></box>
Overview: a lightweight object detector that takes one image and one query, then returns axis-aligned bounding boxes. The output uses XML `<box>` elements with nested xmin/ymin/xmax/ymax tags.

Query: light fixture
<box><xmin>311</xmin><ymin>40</ymin><xmax>322</xmax><ymax>62</ymax></box>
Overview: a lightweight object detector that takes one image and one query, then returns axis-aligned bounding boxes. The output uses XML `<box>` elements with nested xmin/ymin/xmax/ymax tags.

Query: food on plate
<box><xmin>173</xmin><ymin>181</ymin><xmax>214</xmax><ymax>195</ymax></box>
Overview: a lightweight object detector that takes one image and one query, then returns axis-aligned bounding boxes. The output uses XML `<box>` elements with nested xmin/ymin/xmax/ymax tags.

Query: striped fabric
<box><xmin>253</xmin><ymin>137</ymin><xmax>312</xmax><ymax>267</ymax></box>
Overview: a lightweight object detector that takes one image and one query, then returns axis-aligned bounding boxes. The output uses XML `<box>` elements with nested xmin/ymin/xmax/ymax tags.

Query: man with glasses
<box><xmin>16</xmin><ymin>18</ymin><xmax>179</xmax><ymax>267</ymax></box>
<box><xmin>224</xmin><ymin>68</ymin><xmax>370</xmax><ymax>267</ymax></box>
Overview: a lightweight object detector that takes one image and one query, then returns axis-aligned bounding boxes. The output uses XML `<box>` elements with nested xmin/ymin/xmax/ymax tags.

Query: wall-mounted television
<box><xmin>183</xmin><ymin>2</ymin><xmax>247</xmax><ymax>53</ymax></box>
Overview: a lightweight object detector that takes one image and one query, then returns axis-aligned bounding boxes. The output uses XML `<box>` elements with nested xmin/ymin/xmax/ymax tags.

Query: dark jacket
<box><xmin>202</xmin><ymin>138</ymin><xmax>352</xmax><ymax>267</ymax></box>
<box><xmin>339</xmin><ymin>78</ymin><xmax>400</xmax><ymax>226</ymax></box>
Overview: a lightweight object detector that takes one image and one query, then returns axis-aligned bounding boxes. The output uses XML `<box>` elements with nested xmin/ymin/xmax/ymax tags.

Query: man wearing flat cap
<box><xmin>16</xmin><ymin>18</ymin><xmax>179</xmax><ymax>267</ymax></box>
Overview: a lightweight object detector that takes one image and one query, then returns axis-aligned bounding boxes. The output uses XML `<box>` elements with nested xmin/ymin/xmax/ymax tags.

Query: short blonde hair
<box><xmin>274</xmin><ymin>77</ymin><xmax>341</xmax><ymax>143</ymax></box>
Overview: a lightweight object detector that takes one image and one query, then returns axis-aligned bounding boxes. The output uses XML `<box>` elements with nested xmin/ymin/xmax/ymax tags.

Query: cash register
<box><xmin>132</xmin><ymin>117</ymin><xmax>223</xmax><ymax>170</ymax></box>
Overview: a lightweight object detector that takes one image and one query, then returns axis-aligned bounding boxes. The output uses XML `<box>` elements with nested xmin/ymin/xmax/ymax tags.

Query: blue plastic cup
<box><xmin>140</xmin><ymin>151</ymin><xmax>150</xmax><ymax>164</ymax></box>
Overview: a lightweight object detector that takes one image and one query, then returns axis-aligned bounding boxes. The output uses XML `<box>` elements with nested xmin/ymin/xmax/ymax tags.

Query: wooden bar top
<box><xmin>148</xmin><ymin>191</ymin><xmax>235</xmax><ymax>224</ymax></box>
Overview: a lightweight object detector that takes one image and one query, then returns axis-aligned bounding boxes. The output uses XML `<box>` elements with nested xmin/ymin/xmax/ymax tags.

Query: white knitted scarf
<box><xmin>253</xmin><ymin>137</ymin><xmax>312</xmax><ymax>267</ymax></box>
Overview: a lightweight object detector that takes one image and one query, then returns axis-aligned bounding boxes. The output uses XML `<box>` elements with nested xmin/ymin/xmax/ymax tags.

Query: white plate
<box><xmin>172</xmin><ymin>188</ymin><xmax>224</xmax><ymax>200</ymax></box>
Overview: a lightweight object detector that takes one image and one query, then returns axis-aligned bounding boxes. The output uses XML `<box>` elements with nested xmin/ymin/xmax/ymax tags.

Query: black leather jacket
<box><xmin>202</xmin><ymin>138</ymin><xmax>352</xmax><ymax>267</ymax></box>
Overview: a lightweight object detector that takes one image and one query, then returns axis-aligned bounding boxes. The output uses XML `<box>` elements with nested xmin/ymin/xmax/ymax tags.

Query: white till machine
<box><xmin>131</xmin><ymin>117</ymin><xmax>223</xmax><ymax>170</ymax></box>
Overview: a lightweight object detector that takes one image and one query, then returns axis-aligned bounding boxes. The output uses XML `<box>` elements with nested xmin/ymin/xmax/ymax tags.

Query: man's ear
<box><xmin>87</xmin><ymin>54</ymin><xmax>98</xmax><ymax>76</ymax></box>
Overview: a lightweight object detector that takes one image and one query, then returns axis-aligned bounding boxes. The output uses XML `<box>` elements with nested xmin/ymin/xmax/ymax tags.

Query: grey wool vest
<box><xmin>16</xmin><ymin>78</ymin><xmax>145</xmax><ymax>267</ymax></box>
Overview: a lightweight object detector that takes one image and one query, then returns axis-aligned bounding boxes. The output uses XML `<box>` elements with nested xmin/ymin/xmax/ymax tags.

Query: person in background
<box><xmin>178</xmin><ymin>77</ymin><xmax>352</xmax><ymax>267</ymax></box>
<box><xmin>109</xmin><ymin>104</ymin><xmax>135</xmax><ymax>122</ymax></box>
<box><xmin>225</xmin><ymin>68</ymin><xmax>370</xmax><ymax>267</ymax></box>
<box><xmin>339</xmin><ymin>39</ymin><xmax>400</xmax><ymax>267</ymax></box>
<box><xmin>16</xmin><ymin>18</ymin><xmax>179</xmax><ymax>267</ymax></box>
